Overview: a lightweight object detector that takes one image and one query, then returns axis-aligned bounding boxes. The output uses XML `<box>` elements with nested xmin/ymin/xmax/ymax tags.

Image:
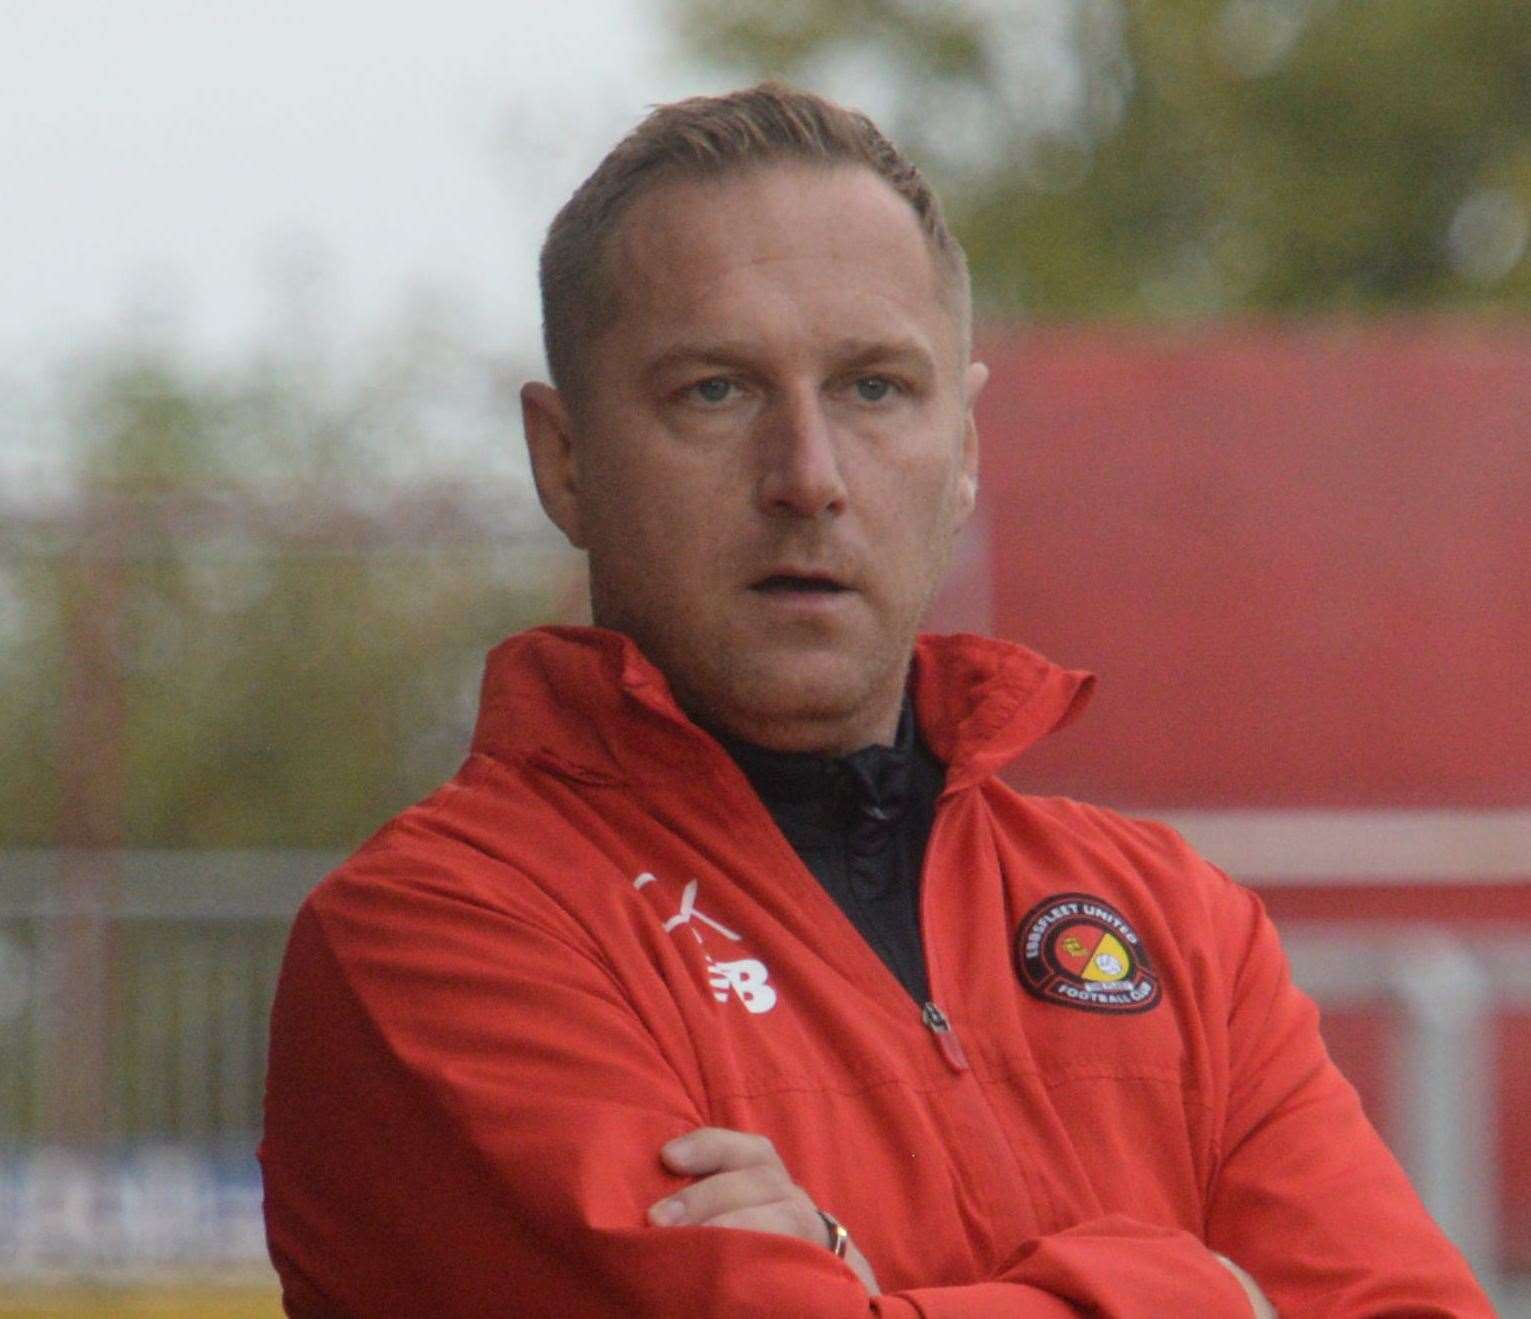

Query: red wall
<box><xmin>972</xmin><ymin>320</ymin><xmax>1531</xmax><ymax>809</ymax></box>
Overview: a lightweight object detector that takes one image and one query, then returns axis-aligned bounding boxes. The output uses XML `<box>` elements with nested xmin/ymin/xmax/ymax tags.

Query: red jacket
<box><xmin>261</xmin><ymin>627</ymin><xmax>1491</xmax><ymax>1316</ymax></box>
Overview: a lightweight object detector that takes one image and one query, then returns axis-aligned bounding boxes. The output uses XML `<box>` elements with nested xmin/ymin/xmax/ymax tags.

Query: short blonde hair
<box><xmin>539</xmin><ymin>81</ymin><xmax>970</xmax><ymax>399</ymax></box>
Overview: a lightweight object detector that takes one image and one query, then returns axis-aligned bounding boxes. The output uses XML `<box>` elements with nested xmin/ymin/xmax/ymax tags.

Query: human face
<box><xmin>522</xmin><ymin>164</ymin><xmax>986</xmax><ymax>754</ymax></box>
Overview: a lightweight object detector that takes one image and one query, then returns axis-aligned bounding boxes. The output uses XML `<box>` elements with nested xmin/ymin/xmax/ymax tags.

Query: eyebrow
<box><xmin>642</xmin><ymin>336</ymin><xmax>937</xmax><ymax>384</ymax></box>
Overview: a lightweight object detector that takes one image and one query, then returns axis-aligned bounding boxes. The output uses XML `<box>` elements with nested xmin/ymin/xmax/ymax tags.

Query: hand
<box><xmin>1214</xmin><ymin>1253</ymin><xmax>1277</xmax><ymax>1318</ymax></box>
<box><xmin>648</xmin><ymin>1126</ymin><xmax>880</xmax><ymax>1294</ymax></box>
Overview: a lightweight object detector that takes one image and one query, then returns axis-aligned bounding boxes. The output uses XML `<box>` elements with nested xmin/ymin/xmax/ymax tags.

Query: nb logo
<box><xmin>707</xmin><ymin>957</ymin><xmax>777</xmax><ymax>1014</ymax></box>
<box><xmin>634</xmin><ymin>872</ymin><xmax>779</xmax><ymax>1015</ymax></box>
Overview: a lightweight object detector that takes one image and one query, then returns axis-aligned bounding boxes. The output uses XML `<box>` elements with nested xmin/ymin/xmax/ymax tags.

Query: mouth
<box><xmin>750</xmin><ymin>573</ymin><xmax>851</xmax><ymax>596</ymax></box>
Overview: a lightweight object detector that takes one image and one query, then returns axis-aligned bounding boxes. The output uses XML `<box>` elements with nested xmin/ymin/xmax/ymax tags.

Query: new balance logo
<box><xmin>706</xmin><ymin>957</ymin><xmax>777</xmax><ymax>1013</ymax></box>
<box><xmin>634</xmin><ymin>872</ymin><xmax>778</xmax><ymax>1015</ymax></box>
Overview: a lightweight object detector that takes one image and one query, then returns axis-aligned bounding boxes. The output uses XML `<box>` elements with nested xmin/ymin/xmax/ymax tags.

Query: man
<box><xmin>261</xmin><ymin>84</ymin><xmax>1493</xmax><ymax>1316</ymax></box>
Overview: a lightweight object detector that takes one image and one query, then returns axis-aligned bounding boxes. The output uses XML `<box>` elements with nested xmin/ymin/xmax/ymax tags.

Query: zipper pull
<box><xmin>921</xmin><ymin>1000</ymin><xmax>969</xmax><ymax>1072</ymax></box>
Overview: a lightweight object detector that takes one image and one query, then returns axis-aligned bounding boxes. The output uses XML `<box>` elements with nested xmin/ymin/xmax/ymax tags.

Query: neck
<box><xmin>678</xmin><ymin>688</ymin><xmax>905</xmax><ymax>757</ymax></box>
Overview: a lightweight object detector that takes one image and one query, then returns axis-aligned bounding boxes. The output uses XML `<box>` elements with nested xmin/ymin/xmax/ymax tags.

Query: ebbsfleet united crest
<box><xmin>1014</xmin><ymin>892</ymin><xmax>1162</xmax><ymax>1014</ymax></box>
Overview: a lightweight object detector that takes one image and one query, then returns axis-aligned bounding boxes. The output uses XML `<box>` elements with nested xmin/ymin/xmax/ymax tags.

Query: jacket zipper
<box><xmin>716</xmin><ymin>731</ymin><xmax>974</xmax><ymax>1076</ymax></box>
<box><xmin>921</xmin><ymin>999</ymin><xmax>969</xmax><ymax>1072</ymax></box>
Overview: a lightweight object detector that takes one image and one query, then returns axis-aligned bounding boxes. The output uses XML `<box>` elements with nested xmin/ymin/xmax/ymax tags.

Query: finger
<box><xmin>661</xmin><ymin>1126</ymin><xmax>778</xmax><ymax>1176</ymax></box>
<box><xmin>700</xmin><ymin>1203</ymin><xmax>818</xmax><ymax>1239</ymax></box>
<box><xmin>650</xmin><ymin>1192</ymin><xmax>822</xmax><ymax>1245</ymax></box>
<box><xmin>648</xmin><ymin>1165</ymin><xmax>800</xmax><ymax>1227</ymax></box>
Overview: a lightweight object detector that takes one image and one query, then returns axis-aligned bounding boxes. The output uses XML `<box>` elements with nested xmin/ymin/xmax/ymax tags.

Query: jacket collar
<box><xmin>470</xmin><ymin>625</ymin><xmax>1093</xmax><ymax>794</ymax></box>
<box><xmin>716</xmin><ymin>693</ymin><xmax>922</xmax><ymax>814</ymax></box>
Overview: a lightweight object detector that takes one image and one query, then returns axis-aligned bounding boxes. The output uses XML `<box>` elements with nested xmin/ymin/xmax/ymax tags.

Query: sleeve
<box><xmin>261</xmin><ymin>853</ymin><xmax>1261</xmax><ymax>1318</ymax></box>
<box><xmin>1201</xmin><ymin>876</ymin><xmax>1496</xmax><ymax>1316</ymax></box>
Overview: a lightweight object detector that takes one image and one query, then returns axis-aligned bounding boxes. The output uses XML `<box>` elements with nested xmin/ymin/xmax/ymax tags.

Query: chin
<box><xmin>710</xmin><ymin>648</ymin><xmax>903</xmax><ymax>752</ymax></box>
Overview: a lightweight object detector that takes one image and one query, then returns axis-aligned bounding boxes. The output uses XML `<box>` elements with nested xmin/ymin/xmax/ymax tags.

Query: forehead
<box><xmin>599</xmin><ymin>163</ymin><xmax>955</xmax><ymax>360</ymax></box>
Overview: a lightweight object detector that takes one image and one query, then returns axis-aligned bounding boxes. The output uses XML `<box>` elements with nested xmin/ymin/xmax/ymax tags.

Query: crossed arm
<box><xmin>262</xmin><ymin>859</ymin><xmax>1489</xmax><ymax>1317</ymax></box>
<box><xmin>648</xmin><ymin>1125</ymin><xmax>1273</xmax><ymax>1316</ymax></box>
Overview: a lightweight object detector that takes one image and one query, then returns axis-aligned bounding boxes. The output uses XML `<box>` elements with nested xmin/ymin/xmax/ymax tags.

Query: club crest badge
<box><xmin>1014</xmin><ymin>892</ymin><xmax>1162</xmax><ymax>1014</ymax></box>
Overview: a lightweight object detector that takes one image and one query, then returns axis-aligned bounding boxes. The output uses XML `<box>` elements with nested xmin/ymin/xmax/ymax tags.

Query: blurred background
<box><xmin>1</xmin><ymin>0</ymin><xmax>1526</xmax><ymax>1313</ymax></box>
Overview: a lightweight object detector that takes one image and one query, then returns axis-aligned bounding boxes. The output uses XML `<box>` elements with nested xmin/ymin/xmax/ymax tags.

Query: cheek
<box><xmin>899</xmin><ymin>464</ymin><xmax>972</xmax><ymax>593</ymax></box>
<box><xmin>884</xmin><ymin>448</ymin><xmax>968</xmax><ymax>537</ymax></box>
<box><xmin>585</xmin><ymin>461</ymin><xmax>731</xmax><ymax>588</ymax></box>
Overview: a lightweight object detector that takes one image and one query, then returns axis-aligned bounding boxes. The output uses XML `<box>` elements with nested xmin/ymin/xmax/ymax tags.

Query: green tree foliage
<box><xmin>666</xmin><ymin>0</ymin><xmax>1531</xmax><ymax>320</ymax></box>
<box><xmin>0</xmin><ymin>313</ymin><xmax>568</xmax><ymax>848</ymax></box>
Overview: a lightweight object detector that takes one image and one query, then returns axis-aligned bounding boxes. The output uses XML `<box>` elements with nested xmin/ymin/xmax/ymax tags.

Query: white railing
<box><xmin>1284</xmin><ymin>925</ymin><xmax>1509</xmax><ymax>1305</ymax></box>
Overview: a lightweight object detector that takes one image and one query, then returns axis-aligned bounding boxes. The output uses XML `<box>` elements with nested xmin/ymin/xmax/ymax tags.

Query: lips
<box><xmin>751</xmin><ymin>573</ymin><xmax>850</xmax><ymax>594</ymax></box>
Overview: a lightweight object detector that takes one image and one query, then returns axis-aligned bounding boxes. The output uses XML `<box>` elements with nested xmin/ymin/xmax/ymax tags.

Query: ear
<box><xmin>955</xmin><ymin>360</ymin><xmax>989</xmax><ymax>522</ymax></box>
<box><xmin>521</xmin><ymin>381</ymin><xmax>587</xmax><ymax>548</ymax></box>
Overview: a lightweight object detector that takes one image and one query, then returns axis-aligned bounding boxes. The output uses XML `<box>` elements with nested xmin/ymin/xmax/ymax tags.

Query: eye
<box><xmin>689</xmin><ymin>376</ymin><xmax>735</xmax><ymax>405</ymax></box>
<box><xmin>854</xmin><ymin>376</ymin><xmax>897</xmax><ymax>403</ymax></box>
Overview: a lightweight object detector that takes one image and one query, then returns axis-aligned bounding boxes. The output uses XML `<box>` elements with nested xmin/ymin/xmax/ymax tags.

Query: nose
<box><xmin>754</xmin><ymin>389</ymin><xmax>848</xmax><ymax>518</ymax></box>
